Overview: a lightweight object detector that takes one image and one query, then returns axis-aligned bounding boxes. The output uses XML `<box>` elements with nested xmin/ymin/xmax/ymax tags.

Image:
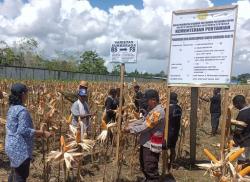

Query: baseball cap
<box><xmin>11</xmin><ymin>83</ymin><xmax>28</xmax><ymax>96</ymax></box>
<box><xmin>78</xmin><ymin>89</ymin><xmax>87</xmax><ymax>96</ymax></box>
<box><xmin>144</xmin><ymin>89</ymin><xmax>159</xmax><ymax>101</ymax></box>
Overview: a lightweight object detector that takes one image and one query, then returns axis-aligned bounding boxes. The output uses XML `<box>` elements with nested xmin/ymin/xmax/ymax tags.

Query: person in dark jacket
<box><xmin>200</xmin><ymin>88</ymin><xmax>221</xmax><ymax>135</ymax></box>
<box><xmin>104</xmin><ymin>88</ymin><xmax>118</xmax><ymax>123</ymax></box>
<box><xmin>167</xmin><ymin>92</ymin><xmax>182</xmax><ymax>171</ymax></box>
<box><xmin>232</xmin><ymin>95</ymin><xmax>250</xmax><ymax>162</ymax></box>
<box><xmin>134</xmin><ymin>85</ymin><xmax>143</xmax><ymax>112</ymax></box>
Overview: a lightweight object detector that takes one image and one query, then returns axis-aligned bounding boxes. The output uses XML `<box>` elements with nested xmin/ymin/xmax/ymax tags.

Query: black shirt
<box><xmin>233</xmin><ymin>106</ymin><xmax>250</xmax><ymax>147</ymax></box>
<box><xmin>104</xmin><ymin>96</ymin><xmax>118</xmax><ymax>123</ymax></box>
<box><xmin>210</xmin><ymin>94</ymin><xmax>221</xmax><ymax>114</ymax></box>
<box><xmin>167</xmin><ymin>103</ymin><xmax>182</xmax><ymax>148</ymax></box>
<box><xmin>134</xmin><ymin>91</ymin><xmax>143</xmax><ymax>112</ymax></box>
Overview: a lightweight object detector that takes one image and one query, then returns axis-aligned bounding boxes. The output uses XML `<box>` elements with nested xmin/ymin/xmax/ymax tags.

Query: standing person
<box><xmin>133</xmin><ymin>85</ymin><xmax>143</xmax><ymax>113</ymax></box>
<box><xmin>5</xmin><ymin>83</ymin><xmax>52</xmax><ymax>182</ymax></box>
<box><xmin>232</xmin><ymin>95</ymin><xmax>250</xmax><ymax>162</ymax></box>
<box><xmin>124</xmin><ymin>89</ymin><xmax>165</xmax><ymax>182</ymax></box>
<box><xmin>200</xmin><ymin>88</ymin><xmax>221</xmax><ymax>135</ymax></box>
<box><xmin>71</xmin><ymin>88</ymin><xmax>93</xmax><ymax>139</ymax></box>
<box><xmin>167</xmin><ymin>92</ymin><xmax>182</xmax><ymax>171</ymax></box>
<box><xmin>104</xmin><ymin>88</ymin><xmax>118</xmax><ymax>124</ymax></box>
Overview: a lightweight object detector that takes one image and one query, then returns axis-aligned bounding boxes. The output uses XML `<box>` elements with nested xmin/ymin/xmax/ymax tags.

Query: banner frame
<box><xmin>167</xmin><ymin>5</ymin><xmax>238</xmax><ymax>87</ymax></box>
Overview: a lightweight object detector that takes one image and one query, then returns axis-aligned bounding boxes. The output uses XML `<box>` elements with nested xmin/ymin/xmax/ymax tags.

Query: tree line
<box><xmin>0</xmin><ymin>38</ymin><xmax>166</xmax><ymax>78</ymax></box>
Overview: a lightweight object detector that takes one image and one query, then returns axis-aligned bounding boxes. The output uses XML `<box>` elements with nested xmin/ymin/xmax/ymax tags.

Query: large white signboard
<box><xmin>168</xmin><ymin>6</ymin><xmax>238</xmax><ymax>86</ymax></box>
<box><xmin>110</xmin><ymin>40</ymin><xmax>137</xmax><ymax>63</ymax></box>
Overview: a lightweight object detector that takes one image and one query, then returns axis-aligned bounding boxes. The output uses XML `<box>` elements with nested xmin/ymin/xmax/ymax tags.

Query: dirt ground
<box><xmin>0</xmin><ymin>115</ymin><xmax>223</xmax><ymax>182</ymax></box>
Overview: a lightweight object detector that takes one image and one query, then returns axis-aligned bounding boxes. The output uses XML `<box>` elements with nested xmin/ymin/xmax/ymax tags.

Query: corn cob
<box><xmin>239</xmin><ymin>166</ymin><xmax>250</xmax><ymax>177</ymax></box>
<box><xmin>203</xmin><ymin>149</ymin><xmax>219</xmax><ymax>163</ymax></box>
<box><xmin>228</xmin><ymin>148</ymin><xmax>245</xmax><ymax>162</ymax></box>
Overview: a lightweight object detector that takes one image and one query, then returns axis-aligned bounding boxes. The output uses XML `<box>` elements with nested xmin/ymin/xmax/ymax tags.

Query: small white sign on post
<box><xmin>168</xmin><ymin>5</ymin><xmax>238</xmax><ymax>86</ymax></box>
<box><xmin>110</xmin><ymin>40</ymin><xmax>137</xmax><ymax>63</ymax></box>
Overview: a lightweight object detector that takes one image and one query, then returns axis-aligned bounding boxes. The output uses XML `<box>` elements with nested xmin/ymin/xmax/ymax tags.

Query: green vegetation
<box><xmin>0</xmin><ymin>38</ymin><xmax>167</xmax><ymax>78</ymax></box>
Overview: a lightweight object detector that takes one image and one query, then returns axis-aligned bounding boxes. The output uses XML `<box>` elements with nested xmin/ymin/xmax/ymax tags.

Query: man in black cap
<box><xmin>124</xmin><ymin>89</ymin><xmax>165</xmax><ymax>182</ymax></box>
<box><xmin>167</xmin><ymin>92</ymin><xmax>182</xmax><ymax>171</ymax></box>
<box><xmin>200</xmin><ymin>88</ymin><xmax>221</xmax><ymax>136</ymax></box>
<box><xmin>232</xmin><ymin>95</ymin><xmax>250</xmax><ymax>162</ymax></box>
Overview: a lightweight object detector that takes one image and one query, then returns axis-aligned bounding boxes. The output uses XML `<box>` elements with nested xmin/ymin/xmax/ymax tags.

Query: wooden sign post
<box><xmin>220</xmin><ymin>88</ymin><xmax>229</xmax><ymax>174</ymax></box>
<box><xmin>161</xmin><ymin>87</ymin><xmax>170</xmax><ymax>178</ymax></box>
<box><xmin>115</xmin><ymin>63</ymin><xmax>125</xmax><ymax>180</ymax></box>
<box><xmin>110</xmin><ymin>40</ymin><xmax>138</xmax><ymax>181</ymax></box>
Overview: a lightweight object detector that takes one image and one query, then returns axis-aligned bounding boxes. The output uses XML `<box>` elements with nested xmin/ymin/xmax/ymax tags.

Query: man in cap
<box><xmin>200</xmin><ymin>88</ymin><xmax>221</xmax><ymax>136</ymax></box>
<box><xmin>124</xmin><ymin>89</ymin><xmax>165</xmax><ymax>182</ymax></box>
<box><xmin>232</xmin><ymin>95</ymin><xmax>250</xmax><ymax>162</ymax></box>
<box><xmin>71</xmin><ymin>88</ymin><xmax>92</xmax><ymax>139</ymax></box>
<box><xmin>166</xmin><ymin>92</ymin><xmax>182</xmax><ymax>171</ymax></box>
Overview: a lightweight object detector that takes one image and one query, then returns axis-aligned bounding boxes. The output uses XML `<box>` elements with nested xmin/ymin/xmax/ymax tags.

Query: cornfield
<box><xmin>0</xmin><ymin>79</ymin><xmax>250</xmax><ymax>181</ymax></box>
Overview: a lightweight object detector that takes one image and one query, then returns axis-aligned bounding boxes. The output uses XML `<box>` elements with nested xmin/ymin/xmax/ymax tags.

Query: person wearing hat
<box><xmin>124</xmin><ymin>89</ymin><xmax>165</xmax><ymax>182</ymax></box>
<box><xmin>166</xmin><ymin>92</ymin><xmax>182</xmax><ymax>172</ymax></box>
<box><xmin>71</xmin><ymin>88</ymin><xmax>93</xmax><ymax>139</ymax></box>
<box><xmin>5</xmin><ymin>83</ymin><xmax>53</xmax><ymax>182</ymax></box>
<box><xmin>200</xmin><ymin>88</ymin><xmax>221</xmax><ymax>136</ymax></box>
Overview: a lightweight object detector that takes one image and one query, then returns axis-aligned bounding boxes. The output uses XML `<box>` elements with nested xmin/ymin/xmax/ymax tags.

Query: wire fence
<box><xmin>0</xmin><ymin>66</ymin><xmax>163</xmax><ymax>82</ymax></box>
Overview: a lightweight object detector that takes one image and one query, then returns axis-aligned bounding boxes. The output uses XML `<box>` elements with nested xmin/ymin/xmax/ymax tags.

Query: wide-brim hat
<box><xmin>79</xmin><ymin>80</ymin><xmax>88</xmax><ymax>88</ymax></box>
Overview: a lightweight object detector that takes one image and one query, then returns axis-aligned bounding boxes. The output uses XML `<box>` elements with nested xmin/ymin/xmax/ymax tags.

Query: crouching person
<box><xmin>124</xmin><ymin>89</ymin><xmax>165</xmax><ymax>182</ymax></box>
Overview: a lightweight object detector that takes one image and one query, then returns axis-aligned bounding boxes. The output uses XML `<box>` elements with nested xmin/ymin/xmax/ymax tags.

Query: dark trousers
<box><xmin>139</xmin><ymin>146</ymin><xmax>160</xmax><ymax>182</ymax></box>
<box><xmin>211</xmin><ymin>113</ymin><xmax>221</xmax><ymax>133</ymax></box>
<box><xmin>8</xmin><ymin>158</ymin><xmax>30</xmax><ymax>182</ymax></box>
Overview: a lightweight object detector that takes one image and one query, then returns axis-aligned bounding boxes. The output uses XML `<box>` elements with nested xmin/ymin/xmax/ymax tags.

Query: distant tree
<box><xmin>79</xmin><ymin>51</ymin><xmax>108</xmax><ymax>74</ymax></box>
<box><xmin>237</xmin><ymin>73</ymin><xmax>250</xmax><ymax>83</ymax></box>
<box><xmin>111</xmin><ymin>64</ymin><xmax>120</xmax><ymax>75</ymax></box>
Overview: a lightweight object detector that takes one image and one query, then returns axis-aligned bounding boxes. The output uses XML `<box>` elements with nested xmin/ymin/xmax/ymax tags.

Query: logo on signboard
<box><xmin>197</xmin><ymin>11</ymin><xmax>208</xmax><ymax>20</ymax></box>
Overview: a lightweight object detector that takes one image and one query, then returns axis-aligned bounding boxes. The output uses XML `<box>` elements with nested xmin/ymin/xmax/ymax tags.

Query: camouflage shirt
<box><xmin>128</xmin><ymin>104</ymin><xmax>165</xmax><ymax>153</ymax></box>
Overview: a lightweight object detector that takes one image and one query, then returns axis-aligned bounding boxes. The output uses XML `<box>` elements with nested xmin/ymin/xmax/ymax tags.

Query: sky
<box><xmin>0</xmin><ymin>0</ymin><xmax>249</xmax><ymax>75</ymax></box>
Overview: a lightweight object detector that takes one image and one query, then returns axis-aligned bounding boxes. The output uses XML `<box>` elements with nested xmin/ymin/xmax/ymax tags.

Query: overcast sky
<box><xmin>0</xmin><ymin>0</ymin><xmax>249</xmax><ymax>75</ymax></box>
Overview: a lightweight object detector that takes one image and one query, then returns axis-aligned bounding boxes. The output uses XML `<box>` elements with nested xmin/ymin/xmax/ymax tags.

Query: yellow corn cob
<box><xmin>239</xmin><ymin>166</ymin><xmax>250</xmax><ymax>177</ymax></box>
<box><xmin>228</xmin><ymin>148</ymin><xmax>245</xmax><ymax>162</ymax></box>
<box><xmin>203</xmin><ymin>149</ymin><xmax>219</xmax><ymax>163</ymax></box>
<box><xmin>66</xmin><ymin>114</ymin><xmax>72</xmax><ymax>124</ymax></box>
